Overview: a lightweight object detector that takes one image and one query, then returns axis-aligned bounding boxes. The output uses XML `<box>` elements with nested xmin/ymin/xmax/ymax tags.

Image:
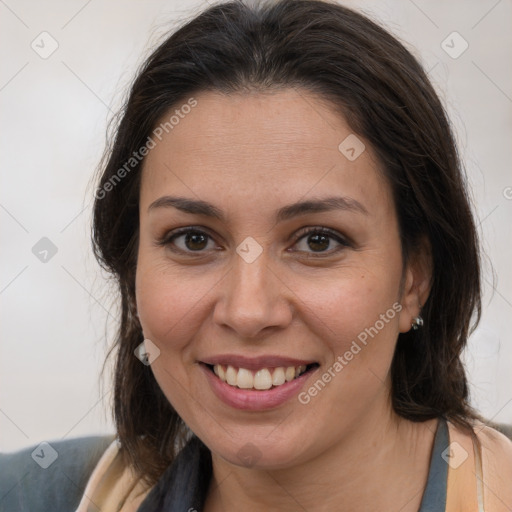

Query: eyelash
<box><xmin>156</xmin><ymin>225</ymin><xmax>350</xmax><ymax>258</ymax></box>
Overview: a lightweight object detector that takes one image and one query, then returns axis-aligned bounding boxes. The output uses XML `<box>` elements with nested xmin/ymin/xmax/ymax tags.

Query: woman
<box><xmin>1</xmin><ymin>0</ymin><xmax>511</xmax><ymax>510</ymax></box>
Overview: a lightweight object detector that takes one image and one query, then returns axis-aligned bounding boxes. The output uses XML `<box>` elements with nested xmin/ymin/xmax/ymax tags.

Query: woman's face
<box><xmin>136</xmin><ymin>89</ymin><xmax>423</xmax><ymax>469</ymax></box>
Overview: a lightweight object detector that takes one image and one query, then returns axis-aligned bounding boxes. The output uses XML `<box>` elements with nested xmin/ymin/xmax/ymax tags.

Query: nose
<box><xmin>212</xmin><ymin>250</ymin><xmax>293</xmax><ymax>339</ymax></box>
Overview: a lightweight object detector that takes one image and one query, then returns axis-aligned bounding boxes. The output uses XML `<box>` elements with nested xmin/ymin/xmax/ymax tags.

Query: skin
<box><xmin>136</xmin><ymin>89</ymin><xmax>433</xmax><ymax>511</ymax></box>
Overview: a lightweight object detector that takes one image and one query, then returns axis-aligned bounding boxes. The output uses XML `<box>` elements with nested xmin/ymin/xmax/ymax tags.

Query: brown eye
<box><xmin>183</xmin><ymin>231</ymin><xmax>209</xmax><ymax>251</ymax></box>
<box><xmin>159</xmin><ymin>228</ymin><xmax>217</xmax><ymax>254</ymax></box>
<box><xmin>306</xmin><ymin>233</ymin><xmax>331</xmax><ymax>252</ymax></box>
<box><xmin>292</xmin><ymin>227</ymin><xmax>349</xmax><ymax>256</ymax></box>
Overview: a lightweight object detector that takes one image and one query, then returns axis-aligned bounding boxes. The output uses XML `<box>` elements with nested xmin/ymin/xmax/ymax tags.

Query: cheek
<box><xmin>135</xmin><ymin>256</ymin><xmax>217</xmax><ymax>350</ymax></box>
<box><xmin>292</xmin><ymin>270</ymin><xmax>403</xmax><ymax>418</ymax></box>
<box><xmin>134</xmin><ymin>260</ymin><xmax>215</xmax><ymax>417</ymax></box>
<box><xmin>294</xmin><ymin>267</ymin><xmax>401</xmax><ymax>346</ymax></box>
<box><xmin>293</xmin><ymin>275</ymin><xmax>402</xmax><ymax>414</ymax></box>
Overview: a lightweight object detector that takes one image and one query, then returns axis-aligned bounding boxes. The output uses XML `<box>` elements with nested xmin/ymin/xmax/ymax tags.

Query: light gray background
<box><xmin>1</xmin><ymin>0</ymin><xmax>511</xmax><ymax>452</ymax></box>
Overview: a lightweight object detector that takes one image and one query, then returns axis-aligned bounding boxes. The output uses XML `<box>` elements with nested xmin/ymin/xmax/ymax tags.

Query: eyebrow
<box><xmin>147</xmin><ymin>195</ymin><xmax>368</xmax><ymax>222</ymax></box>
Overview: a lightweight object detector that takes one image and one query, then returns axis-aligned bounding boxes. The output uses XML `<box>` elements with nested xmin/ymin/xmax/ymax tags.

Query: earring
<box><xmin>411</xmin><ymin>303</ymin><xmax>423</xmax><ymax>330</ymax></box>
<box><xmin>411</xmin><ymin>315</ymin><xmax>424</xmax><ymax>330</ymax></box>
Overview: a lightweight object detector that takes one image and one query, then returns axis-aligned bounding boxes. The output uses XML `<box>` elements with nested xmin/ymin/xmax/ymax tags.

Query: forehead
<box><xmin>140</xmin><ymin>89</ymin><xmax>392</xmax><ymax>219</ymax></box>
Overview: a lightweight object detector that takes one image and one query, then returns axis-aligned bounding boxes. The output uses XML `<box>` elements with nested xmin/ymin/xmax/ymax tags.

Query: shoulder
<box><xmin>474</xmin><ymin>420</ymin><xmax>512</xmax><ymax>468</ymax></box>
<box><xmin>448</xmin><ymin>419</ymin><xmax>512</xmax><ymax>464</ymax></box>
<box><xmin>0</xmin><ymin>434</ymin><xmax>115</xmax><ymax>512</ymax></box>
<box><xmin>476</xmin><ymin>422</ymin><xmax>512</xmax><ymax>511</ymax></box>
<box><xmin>444</xmin><ymin>419</ymin><xmax>512</xmax><ymax>511</ymax></box>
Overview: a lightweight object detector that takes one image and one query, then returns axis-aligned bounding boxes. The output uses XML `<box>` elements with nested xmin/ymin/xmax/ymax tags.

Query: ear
<box><xmin>398</xmin><ymin>236</ymin><xmax>432</xmax><ymax>333</ymax></box>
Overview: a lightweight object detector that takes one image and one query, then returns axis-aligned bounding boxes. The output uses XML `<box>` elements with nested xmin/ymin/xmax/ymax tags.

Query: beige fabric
<box><xmin>446</xmin><ymin>420</ymin><xmax>512</xmax><ymax>512</ymax></box>
<box><xmin>75</xmin><ymin>439</ymin><xmax>153</xmax><ymax>512</ymax></box>
<box><xmin>474</xmin><ymin>421</ymin><xmax>512</xmax><ymax>511</ymax></box>
<box><xmin>77</xmin><ymin>422</ymin><xmax>512</xmax><ymax>511</ymax></box>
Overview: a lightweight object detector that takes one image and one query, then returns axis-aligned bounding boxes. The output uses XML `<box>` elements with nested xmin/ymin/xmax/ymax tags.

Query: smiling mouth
<box><xmin>204</xmin><ymin>363</ymin><xmax>319</xmax><ymax>391</ymax></box>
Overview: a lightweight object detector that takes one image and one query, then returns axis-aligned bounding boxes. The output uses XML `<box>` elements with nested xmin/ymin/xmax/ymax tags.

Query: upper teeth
<box><xmin>213</xmin><ymin>364</ymin><xmax>307</xmax><ymax>390</ymax></box>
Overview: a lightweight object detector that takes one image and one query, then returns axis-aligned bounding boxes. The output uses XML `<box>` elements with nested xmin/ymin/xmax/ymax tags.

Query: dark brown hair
<box><xmin>92</xmin><ymin>0</ymin><xmax>481</xmax><ymax>486</ymax></box>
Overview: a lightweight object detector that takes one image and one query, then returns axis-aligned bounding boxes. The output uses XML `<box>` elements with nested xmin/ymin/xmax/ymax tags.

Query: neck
<box><xmin>204</xmin><ymin>405</ymin><xmax>438</xmax><ymax>512</ymax></box>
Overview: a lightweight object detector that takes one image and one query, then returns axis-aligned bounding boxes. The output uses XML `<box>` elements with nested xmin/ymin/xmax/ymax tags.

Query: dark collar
<box><xmin>137</xmin><ymin>436</ymin><xmax>212</xmax><ymax>512</ymax></box>
<box><xmin>418</xmin><ymin>417</ymin><xmax>449</xmax><ymax>511</ymax></box>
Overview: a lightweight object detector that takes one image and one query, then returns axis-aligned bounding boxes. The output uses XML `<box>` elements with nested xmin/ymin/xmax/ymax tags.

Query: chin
<box><xmin>205</xmin><ymin>430</ymin><xmax>313</xmax><ymax>470</ymax></box>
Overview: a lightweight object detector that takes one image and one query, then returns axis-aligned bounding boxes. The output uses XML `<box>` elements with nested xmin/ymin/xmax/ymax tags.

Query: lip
<box><xmin>200</xmin><ymin>354</ymin><xmax>316</xmax><ymax>371</ymax></box>
<box><xmin>200</xmin><ymin>362</ymin><xmax>319</xmax><ymax>411</ymax></box>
